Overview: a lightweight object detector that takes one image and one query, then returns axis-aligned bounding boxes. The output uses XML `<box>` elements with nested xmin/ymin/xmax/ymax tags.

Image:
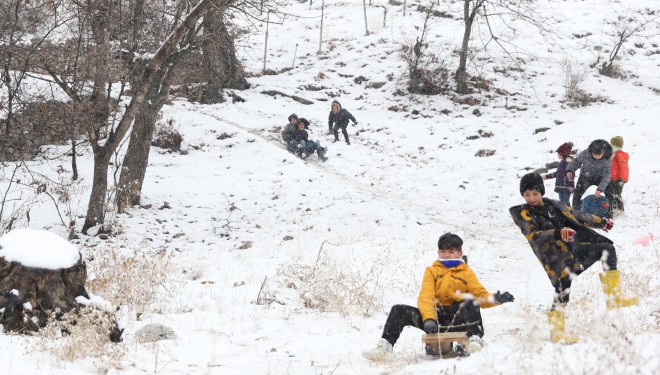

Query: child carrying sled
<box><xmin>510</xmin><ymin>173</ymin><xmax>637</xmax><ymax>344</ymax></box>
<box><xmin>362</xmin><ymin>233</ymin><xmax>514</xmax><ymax>360</ymax></box>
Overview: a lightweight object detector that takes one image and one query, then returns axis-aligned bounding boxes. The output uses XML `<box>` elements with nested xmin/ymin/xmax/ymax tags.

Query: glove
<box><xmin>604</xmin><ymin>219</ymin><xmax>614</xmax><ymax>232</ymax></box>
<box><xmin>595</xmin><ymin>190</ymin><xmax>602</xmax><ymax>197</ymax></box>
<box><xmin>617</xmin><ymin>179</ymin><xmax>625</xmax><ymax>188</ymax></box>
<box><xmin>494</xmin><ymin>291</ymin><xmax>515</xmax><ymax>304</ymax></box>
<box><xmin>560</xmin><ymin>227</ymin><xmax>576</xmax><ymax>242</ymax></box>
<box><xmin>423</xmin><ymin>319</ymin><xmax>438</xmax><ymax>334</ymax></box>
<box><xmin>353</xmin><ymin>121</ymin><xmax>358</xmax><ymax>126</ymax></box>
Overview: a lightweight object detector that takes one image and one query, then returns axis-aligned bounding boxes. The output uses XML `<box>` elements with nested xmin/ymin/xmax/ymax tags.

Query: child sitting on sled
<box><xmin>362</xmin><ymin>233</ymin><xmax>515</xmax><ymax>360</ymax></box>
<box><xmin>293</xmin><ymin>118</ymin><xmax>328</xmax><ymax>161</ymax></box>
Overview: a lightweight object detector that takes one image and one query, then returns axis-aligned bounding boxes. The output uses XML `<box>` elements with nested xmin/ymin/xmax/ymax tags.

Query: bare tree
<box><xmin>0</xmin><ymin>0</ymin><xmax>71</xmax><ymax>136</ymax></box>
<box><xmin>115</xmin><ymin>0</ymin><xmax>194</xmax><ymax>213</ymax></box>
<box><xmin>401</xmin><ymin>6</ymin><xmax>449</xmax><ymax>95</ymax></box>
<box><xmin>599</xmin><ymin>7</ymin><xmax>659</xmax><ymax>77</ymax></box>
<box><xmin>455</xmin><ymin>0</ymin><xmax>485</xmax><ymax>94</ymax></box>
<box><xmin>116</xmin><ymin>2</ymin><xmax>261</xmax><ymax>212</ymax></box>
<box><xmin>38</xmin><ymin>0</ymin><xmax>238</xmax><ymax>233</ymax></box>
<box><xmin>452</xmin><ymin>0</ymin><xmax>552</xmax><ymax>94</ymax></box>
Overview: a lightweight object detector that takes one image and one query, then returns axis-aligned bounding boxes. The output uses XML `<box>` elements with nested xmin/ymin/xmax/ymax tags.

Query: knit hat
<box><xmin>519</xmin><ymin>173</ymin><xmax>545</xmax><ymax>196</ymax></box>
<box><xmin>556</xmin><ymin>142</ymin><xmax>573</xmax><ymax>158</ymax></box>
<box><xmin>610</xmin><ymin>136</ymin><xmax>624</xmax><ymax>148</ymax></box>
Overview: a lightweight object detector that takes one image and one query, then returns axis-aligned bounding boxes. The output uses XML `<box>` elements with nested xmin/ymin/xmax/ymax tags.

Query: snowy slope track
<box><xmin>194</xmin><ymin>106</ymin><xmax>472</xmax><ymax>231</ymax></box>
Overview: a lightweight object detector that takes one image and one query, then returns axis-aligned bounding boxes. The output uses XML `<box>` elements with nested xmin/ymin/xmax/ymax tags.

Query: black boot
<box><xmin>425</xmin><ymin>344</ymin><xmax>439</xmax><ymax>359</ymax></box>
<box><xmin>332</xmin><ymin>138</ymin><xmax>339</xmax><ymax>143</ymax></box>
<box><xmin>345</xmin><ymin>138</ymin><xmax>350</xmax><ymax>145</ymax></box>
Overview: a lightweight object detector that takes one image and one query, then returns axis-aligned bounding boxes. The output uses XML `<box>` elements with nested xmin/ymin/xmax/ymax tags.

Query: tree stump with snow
<box><xmin>0</xmin><ymin>228</ymin><xmax>90</xmax><ymax>333</ymax></box>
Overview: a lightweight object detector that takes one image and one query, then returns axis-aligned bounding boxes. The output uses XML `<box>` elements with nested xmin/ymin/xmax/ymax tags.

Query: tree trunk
<box><xmin>82</xmin><ymin>149</ymin><xmax>112</xmax><ymax>234</ymax></box>
<box><xmin>116</xmin><ymin>72</ymin><xmax>171</xmax><ymax>213</ymax></box>
<box><xmin>456</xmin><ymin>0</ymin><xmax>481</xmax><ymax>94</ymax></box>
<box><xmin>198</xmin><ymin>8</ymin><xmax>249</xmax><ymax>104</ymax></box>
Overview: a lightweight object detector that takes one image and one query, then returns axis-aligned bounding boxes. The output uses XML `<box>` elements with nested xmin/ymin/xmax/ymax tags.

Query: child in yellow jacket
<box><xmin>362</xmin><ymin>233</ymin><xmax>514</xmax><ymax>360</ymax></box>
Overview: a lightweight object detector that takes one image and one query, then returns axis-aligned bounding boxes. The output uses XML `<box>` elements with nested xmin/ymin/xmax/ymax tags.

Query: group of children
<box><xmin>543</xmin><ymin>137</ymin><xmax>629</xmax><ymax>218</ymax></box>
<box><xmin>279</xmin><ymin>105</ymin><xmax>635</xmax><ymax>358</ymax></box>
<box><xmin>362</xmin><ymin>137</ymin><xmax>637</xmax><ymax>361</ymax></box>
<box><xmin>281</xmin><ymin>113</ymin><xmax>328</xmax><ymax>162</ymax></box>
<box><xmin>280</xmin><ymin>101</ymin><xmax>358</xmax><ymax>162</ymax></box>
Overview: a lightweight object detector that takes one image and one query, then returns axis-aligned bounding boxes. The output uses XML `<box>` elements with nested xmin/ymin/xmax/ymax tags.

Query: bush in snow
<box><xmin>152</xmin><ymin>117</ymin><xmax>183</xmax><ymax>151</ymax></box>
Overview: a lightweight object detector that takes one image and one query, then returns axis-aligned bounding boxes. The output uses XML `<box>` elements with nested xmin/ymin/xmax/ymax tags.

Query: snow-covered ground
<box><xmin>1</xmin><ymin>0</ymin><xmax>659</xmax><ymax>373</ymax></box>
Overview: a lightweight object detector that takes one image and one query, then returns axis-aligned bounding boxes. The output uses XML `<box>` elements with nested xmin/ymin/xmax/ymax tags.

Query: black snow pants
<box><xmin>380</xmin><ymin>302</ymin><xmax>484</xmax><ymax>346</ymax></box>
<box><xmin>332</xmin><ymin>123</ymin><xmax>349</xmax><ymax>143</ymax></box>
<box><xmin>572</xmin><ymin>176</ymin><xmax>603</xmax><ymax>210</ymax></box>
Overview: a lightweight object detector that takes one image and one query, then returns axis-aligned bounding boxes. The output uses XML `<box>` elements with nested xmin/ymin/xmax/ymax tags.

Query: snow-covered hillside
<box><xmin>1</xmin><ymin>0</ymin><xmax>659</xmax><ymax>374</ymax></box>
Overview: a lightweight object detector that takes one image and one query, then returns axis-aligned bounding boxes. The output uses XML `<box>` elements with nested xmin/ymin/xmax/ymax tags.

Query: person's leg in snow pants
<box><xmin>380</xmin><ymin>302</ymin><xmax>484</xmax><ymax>346</ymax></box>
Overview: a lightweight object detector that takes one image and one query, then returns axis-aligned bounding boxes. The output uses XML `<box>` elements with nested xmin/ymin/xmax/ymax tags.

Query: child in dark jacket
<box><xmin>566</xmin><ymin>139</ymin><xmax>612</xmax><ymax>210</ymax></box>
<box><xmin>293</xmin><ymin>118</ymin><xmax>328</xmax><ymax>161</ymax></box>
<box><xmin>510</xmin><ymin>173</ymin><xmax>637</xmax><ymax>344</ymax></box>
<box><xmin>543</xmin><ymin>142</ymin><xmax>575</xmax><ymax>206</ymax></box>
<box><xmin>281</xmin><ymin>113</ymin><xmax>299</xmax><ymax>153</ymax></box>
<box><xmin>362</xmin><ymin>233</ymin><xmax>514</xmax><ymax>360</ymax></box>
<box><xmin>328</xmin><ymin>100</ymin><xmax>357</xmax><ymax>145</ymax></box>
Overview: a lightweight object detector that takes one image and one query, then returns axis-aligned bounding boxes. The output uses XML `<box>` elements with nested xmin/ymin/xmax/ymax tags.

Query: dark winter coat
<box><xmin>281</xmin><ymin>113</ymin><xmax>299</xmax><ymax>143</ymax></box>
<box><xmin>566</xmin><ymin>140</ymin><xmax>612</xmax><ymax>191</ymax></box>
<box><xmin>546</xmin><ymin>159</ymin><xmax>575</xmax><ymax>192</ymax></box>
<box><xmin>293</xmin><ymin>128</ymin><xmax>309</xmax><ymax>143</ymax></box>
<box><xmin>509</xmin><ymin>198</ymin><xmax>610</xmax><ymax>289</ymax></box>
<box><xmin>281</xmin><ymin>123</ymin><xmax>297</xmax><ymax>143</ymax></box>
<box><xmin>328</xmin><ymin>100</ymin><xmax>357</xmax><ymax>128</ymax></box>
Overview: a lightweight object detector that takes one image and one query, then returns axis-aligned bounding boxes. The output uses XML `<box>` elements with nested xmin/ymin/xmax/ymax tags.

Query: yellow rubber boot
<box><xmin>547</xmin><ymin>310</ymin><xmax>579</xmax><ymax>344</ymax></box>
<box><xmin>599</xmin><ymin>270</ymin><xmax>638</xmax><ymax>309</ymax></box>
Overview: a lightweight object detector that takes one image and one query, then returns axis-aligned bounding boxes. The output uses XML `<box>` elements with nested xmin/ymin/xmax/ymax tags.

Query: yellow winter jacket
<box><xmin>417</xmin><ymin>260</ymin><xmax>497</xmax><ymax>321</ymax></box>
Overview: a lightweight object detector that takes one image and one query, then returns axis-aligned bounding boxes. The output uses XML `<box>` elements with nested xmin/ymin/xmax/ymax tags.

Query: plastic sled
<box><xmin>580</xmin><ymin>194</ymin><xmax>609</xmax><ymax>217</ymax></box>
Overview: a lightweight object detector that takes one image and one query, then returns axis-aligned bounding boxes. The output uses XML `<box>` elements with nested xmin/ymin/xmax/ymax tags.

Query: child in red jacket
<box><xmin>605</xmin><ymin>136</ymin><xmax>629</xmax><ymax>218</ymax></box>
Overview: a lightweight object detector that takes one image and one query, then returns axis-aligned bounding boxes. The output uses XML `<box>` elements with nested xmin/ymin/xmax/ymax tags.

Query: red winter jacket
<box><xmin>610</xmin><ymin>151</ymin><xmax>629</xmax><ymax>182</ymax></box>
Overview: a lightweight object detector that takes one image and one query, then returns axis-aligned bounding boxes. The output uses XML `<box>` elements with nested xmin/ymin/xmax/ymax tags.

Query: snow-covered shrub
<box><xmin>272</xmin><ymin>241</ymin><xmax>389</xmax><ymax>317</ymax></box>
<box><xmin>32</xmin><ymin>307</ymin><xmax>126</xmax><ymax>367</ymax></box>
<box><xmin>152</xmin><ymin>117</ymin><xmax>182</xmax><ymax>151</ymax></box>
<box><xmin>561</xmin><ymin>59</ymin><xmax>608</xmax><ymax>108</ymax></box>
<box><xmin>85</xmin><ymin>242</ymin><xmax>176</xmax><ymax>318</ymax></box>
